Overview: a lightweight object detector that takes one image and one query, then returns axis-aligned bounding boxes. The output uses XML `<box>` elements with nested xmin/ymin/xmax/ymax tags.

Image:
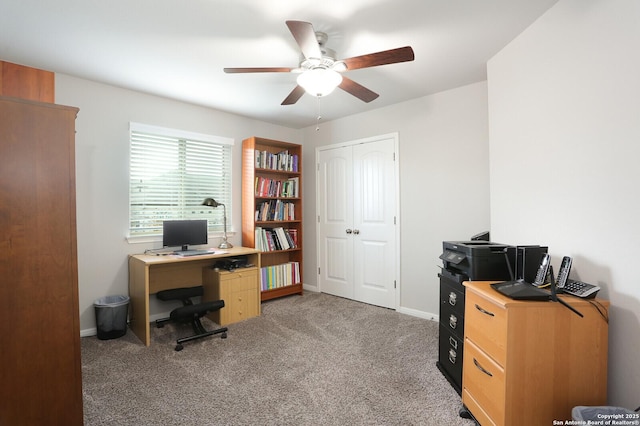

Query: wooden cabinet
<box><xmin>0</xmin><ymin>96</ymin><xmax>83</xmax><ymax>425</ymax></box>
<box><xmin>0</xmin><ymin>61</ymin><xmax>55</xmax><ymax>103</ymax></box>
<box><xmin>203</xmin><ymin>267</ymin><xmax>260</xmax><ymax>325</ymax></box>
<box><xmin>242</xmin><ymin>137</ymin><xmax>303</xmax><ymax>301</ymax></box>
<box><xmin>462</xmin><ymin>281</ymin><xmax>609</xmax><ymax>426</ymax></box>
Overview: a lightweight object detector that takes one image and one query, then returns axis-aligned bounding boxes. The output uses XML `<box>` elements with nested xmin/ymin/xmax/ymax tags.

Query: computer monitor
<box><xmin>162</xmin><ymin>220</ymin><xmax>208</xmax><ymax>251</ymax></box>
<box><xmin>470</xmin><ymin>231</ymin><xmax>490</xmax><ymax>241</ymax></box>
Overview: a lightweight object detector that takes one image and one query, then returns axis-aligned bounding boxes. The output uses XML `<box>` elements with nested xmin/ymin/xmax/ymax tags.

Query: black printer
<box><xmin>440</xmin><ymin>240</ymin><xmax>512</xmax><ymax>282</ymax></box>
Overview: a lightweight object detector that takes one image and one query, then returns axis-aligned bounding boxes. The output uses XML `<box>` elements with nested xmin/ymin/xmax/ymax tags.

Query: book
<box><xmin>259</xmin><ymin>261</ymin><xmax>300</xmax><ymax>290</ymax></box>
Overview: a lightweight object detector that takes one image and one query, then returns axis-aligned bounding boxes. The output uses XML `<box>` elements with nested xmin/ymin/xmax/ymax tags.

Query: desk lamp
<box><xmin>202</xmin><ymin>198</ymin><xmax>233</xmax><ymax>249</ymax></box>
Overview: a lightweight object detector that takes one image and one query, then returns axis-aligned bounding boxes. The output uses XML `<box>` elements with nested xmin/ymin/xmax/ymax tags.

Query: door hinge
<box><xmin>317</xmin><ymin>215</ymin><xmax>320</xmax><ymax>223</ymax></box>
<box><xmin>394</xmin><ymin>216</ymin><xmax>396</xmax><ymax>225</ymax></box>
<box><xmin>394</xmin><ymin>280</ymin><xmax>397</xmax><ymax>289</ymax></box>
<box><xmin>318</xmin><ymin>267</ymin><xmax>321</xmax><ymax>275</ymax></box>
<box><xmin>393</xmin><ymin>152</ymin><xmax>396</xmax><ymax>161</ymax></box>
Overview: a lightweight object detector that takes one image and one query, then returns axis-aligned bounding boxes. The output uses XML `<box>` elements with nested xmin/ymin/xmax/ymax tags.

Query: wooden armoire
<box><xmin>0</xmin><ymin>95</ymin><xmax>83</xmax><ymax>424</ymax></box>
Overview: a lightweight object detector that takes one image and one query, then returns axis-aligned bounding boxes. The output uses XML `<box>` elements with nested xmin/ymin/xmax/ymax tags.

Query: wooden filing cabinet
<box><xmin>203</xmin><ymin>267</ymin><xmax>260</xmax><ymax>326</ymax></box>
<box><xmin>462</xmin><ymin>281</ymin><xmax>609</xmax><ymax>426</ymax></box>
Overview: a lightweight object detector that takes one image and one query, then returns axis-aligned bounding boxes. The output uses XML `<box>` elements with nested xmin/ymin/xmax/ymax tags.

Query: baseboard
<box><xmin>81</xmin><ymin>327</ymin><xmax>97</xmax><ymax>337</ymax></box>
<box><xmin>397</xmin><ymin>305</ymin><xmax>439</xmax><ymax>322</ymax></box>
<box><xmin>302</xmin><ymin>283</ymin><xmax>319</xmax><ymax>293</ymax></box>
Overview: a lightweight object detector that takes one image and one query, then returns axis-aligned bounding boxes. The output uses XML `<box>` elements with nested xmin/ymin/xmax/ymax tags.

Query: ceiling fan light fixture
<box><xmin>297</xmin><ymin>68</ymin><xmax>343</xmax><ymax>97</ymax></box>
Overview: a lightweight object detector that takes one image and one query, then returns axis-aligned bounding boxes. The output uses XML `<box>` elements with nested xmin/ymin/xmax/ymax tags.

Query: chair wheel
<box><xmin>221</xmin><ymin>332</ymin><xmax>227</xmax><ymax>339</ymax></box>
<box><xmin>459</xmin><ymin>407</ymin><xmax>472</xmax><ymax>419</ymax></box>
<box><xmin>175</xmin><ymin>344</ymin><xmax>184</xmax><ymax>351</ymax></box>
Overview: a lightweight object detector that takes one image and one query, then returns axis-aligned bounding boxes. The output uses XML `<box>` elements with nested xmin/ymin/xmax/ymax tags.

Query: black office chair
<box><xmin>155</xmin><ymin>286</ymin><xmax>227</xmax><ymax>351</ymax></box>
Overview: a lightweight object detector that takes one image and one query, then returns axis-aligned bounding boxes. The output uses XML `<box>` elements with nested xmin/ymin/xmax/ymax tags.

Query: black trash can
<box><xmin>572</xmin><ymin>406</ymin><xmax>636</xmax><ymax>421</ymax></box>
<box><xmin>94</xmin><ymin>295</ymin><xmax>130</xmax><ymax>340</ymax></box>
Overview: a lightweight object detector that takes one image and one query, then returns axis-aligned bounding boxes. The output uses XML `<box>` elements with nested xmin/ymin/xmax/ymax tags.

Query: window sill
<box><xmin>126</xmin><ymin>231</ymin><xmax>235</xmax><ymax>245</ymax></box>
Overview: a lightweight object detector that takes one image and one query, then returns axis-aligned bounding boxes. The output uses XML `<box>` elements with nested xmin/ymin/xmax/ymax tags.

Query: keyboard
<box><xmin>173</xmin><ymin>250</ymin><xmax>212</xmax><ymax>257</ymax></box>
<box><xmin>560</xmin><ymin>280</ymin><xmax>600</xmax><ymax>299</ymax></box>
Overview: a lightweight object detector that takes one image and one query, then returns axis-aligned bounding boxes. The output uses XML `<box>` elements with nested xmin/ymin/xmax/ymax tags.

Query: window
<box><xmin>129</xmin><ymin>122</ymin><xmax>233</xmax><ymax>238</ymax></box>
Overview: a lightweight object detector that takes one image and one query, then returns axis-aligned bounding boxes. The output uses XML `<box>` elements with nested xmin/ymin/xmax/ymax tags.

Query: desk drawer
<box><xmin>465</xmin><ymin>289</ymin><xmax>507</xmax><ymax>366</ymax></box>
<box><xmin>203</xmin><ymin>267</ymin><xmax>260</xmax><ymax>326</ymax></box>
<box><xmin>219</xmin><ymin>268</ymin><xmax>258</xmax><ymax>292</ymax></box>
<box><xmin>463</xmin><ymin>338</ymin><xmax>505</xmax><ymax>425</ymax></box>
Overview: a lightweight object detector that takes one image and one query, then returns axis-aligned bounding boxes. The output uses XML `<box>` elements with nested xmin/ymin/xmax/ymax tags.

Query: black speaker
<box><xmin>516</xmin><ymin>246</ymin><xmax>548</xmax><ymax>283</ymax></box>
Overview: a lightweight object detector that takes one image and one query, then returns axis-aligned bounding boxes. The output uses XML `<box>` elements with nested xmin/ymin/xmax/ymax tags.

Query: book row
<box><xmin>255</xmin><ymin>199</ymin><xmax>296</xmax><ymax>222</ymax></box>
<box><xmin>260</xmin><ymin>262</ymin><xmax>300</xmax><ymax>291</ymax></box>
<box><xmin>255</xmin><ymin>149</ymin><xmax>299</xmax><ymax>172</ymax></box>
<box><xmin>254</xmin><ymin>176</ymin><xmax>299</xmax><ymax>198</ymax></box>
<box><xmin>255</xmin><ymin>226</ymin><xmax>298</xmax><ymax>252</ymax></box>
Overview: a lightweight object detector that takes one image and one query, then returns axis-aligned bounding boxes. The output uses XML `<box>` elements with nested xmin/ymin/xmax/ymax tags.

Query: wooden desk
<box><xmin>462</xmin><ymin>281</ymin><xmax>609</xmax><ymax>426</ymax></box>
<box><xmin>128</xmin><ymin>247</ymin><xmax>260</xmax><ymax>346</ymax></box>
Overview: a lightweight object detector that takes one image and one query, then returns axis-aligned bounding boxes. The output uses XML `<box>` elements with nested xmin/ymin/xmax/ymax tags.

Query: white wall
<box><xmin>55</xmin><ymin>74</ymin><xmax>301</xmax><ymax>333</ymax></box>
<box><xmin>56</xmin><ymin>73</ymin><xmax>489</xmax><ymax>334</ymax></box>
<box><xmin>301</xmin><ymin>82</ymin><xmax>491</xmax><ymax>318</ymax></box>
<box><xmin>488</xmin><ymin>0</ymin><xmax>640</xmax><ymax>408</ymax></box>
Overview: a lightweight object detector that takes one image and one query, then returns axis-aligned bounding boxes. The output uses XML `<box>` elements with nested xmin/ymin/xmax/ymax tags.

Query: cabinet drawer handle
<box><xmin>448</xmin><ymin>292</ymin><xmax>457</xmax><ymax>306</ymax></box>
<box><xmin>473</xmin><ymin>358</ymin><xmax>493</xmax><ymax>377</ymax></box>
<box><xmin>475</xmin><ymin>304</ymin><xmax>495</xmax><ymax>317</ymax></box>
<box><xmin>448</xmin><ymin>348</ymin><xmax>457</xmax><ymax>364</ymax></box>
<box><xmin>449</xmin><ymin>314</ymin><xmax>458</xmax><ymax>329</ymax></box>
<box><xmin>449</xmin><ymin>336</ymin><xmax>458</xmax><ymax>350</ymax></box>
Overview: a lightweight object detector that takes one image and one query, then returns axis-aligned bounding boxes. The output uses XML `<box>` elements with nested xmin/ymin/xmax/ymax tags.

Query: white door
<box><xmin>317</xmin><ymin>146</ymin><xmax>354</xmax><ymax>299</ymax></box>
<box><xmin>317</xmin><ymin>135</ymin><xmax>398</xmax><ymax>309</ymax></box>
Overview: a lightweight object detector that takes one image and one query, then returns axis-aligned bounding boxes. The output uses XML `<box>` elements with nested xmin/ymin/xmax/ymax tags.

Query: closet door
<box><xmin>352</xmin><ymin>138</ymin><xmax>397</xmax><ymax>308</ymax></box>
<box><xmin>317</xmin><ymin>146</ymin><xmax>354</xmax><ymax>299</ymax></box>
<box><xmin>317</xmin><ymin>135</ymin><xmax>397</xmax><ymax>309</ymax></box>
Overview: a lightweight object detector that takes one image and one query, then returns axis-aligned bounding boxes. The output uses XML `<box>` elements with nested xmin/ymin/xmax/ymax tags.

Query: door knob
<box><xmin>353</xmin><ymin>229</ymin><xmax>360</xmax><ymax>235</ymax></box>
<box><xmin>346</xmin><ymin>229</ymin><xmax>353</xmax><ymax>234</ymax></box>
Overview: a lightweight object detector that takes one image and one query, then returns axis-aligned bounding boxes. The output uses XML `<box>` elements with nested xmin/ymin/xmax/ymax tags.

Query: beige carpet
<box><xmin>81</xmin><ymin>292</ymin><xmax>476</xmax><ymax>425</ymax></box>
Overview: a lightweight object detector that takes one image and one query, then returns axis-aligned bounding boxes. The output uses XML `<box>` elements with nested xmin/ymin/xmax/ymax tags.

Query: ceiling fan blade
<box><xmin>286</xmin><ymin>20</ymin><xmax>322</xmax><ymax>60</ymax></box>
<box><xmin>342</xmin><ymin>46</ymin><xmax>415</xmax><ymax>71</ymax></box>
<box><xmin>224</xmin><ymin>67</ymin><xmax>293</xmax><ymax>73</ymax></box>
<box><xmin>281</xmin><ymin>85</ymin><xmax>306</xmax><ymax>105</ymax></box>
<box><xmin>339</xmin><ymin>77</ymin><xmax>379</xmax><ymax>103</ymax></box>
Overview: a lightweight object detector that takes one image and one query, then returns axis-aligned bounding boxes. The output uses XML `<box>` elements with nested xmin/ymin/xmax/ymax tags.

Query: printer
<box><xmin>440</xmin><ymin>240</ymin><xmax>512</xmax><ymax>283</ymax></box>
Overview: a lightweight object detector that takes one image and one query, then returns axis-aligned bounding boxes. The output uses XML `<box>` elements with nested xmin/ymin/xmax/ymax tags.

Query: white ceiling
<box><xmin>0</xmin><ymin>0</ymin><xmax>558</xmax><ymax>129</ymax></box>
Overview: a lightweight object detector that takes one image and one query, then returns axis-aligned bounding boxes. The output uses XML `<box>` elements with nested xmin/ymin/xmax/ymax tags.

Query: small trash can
<box><xmin>572</xmin><ymin>406</ymin><xmax>636</xmax><ymax>421</ymax></box>
<box><xmin>94</xmin><ymin>295</ymin><xmax>130</xmax><ymax>340</ymax></box>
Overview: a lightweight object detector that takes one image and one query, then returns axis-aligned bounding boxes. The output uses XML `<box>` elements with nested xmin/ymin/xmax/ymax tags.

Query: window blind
<box><xmin>129</xmin><ymin>123</ymin><xmax>233</xmax><ymax>237</ymax></box>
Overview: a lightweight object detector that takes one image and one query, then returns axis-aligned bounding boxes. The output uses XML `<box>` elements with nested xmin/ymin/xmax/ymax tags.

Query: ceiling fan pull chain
<box><xmin>316</xmin><ymin>96</ymin><xmax>322</xmax><ymax>131</ymax></box>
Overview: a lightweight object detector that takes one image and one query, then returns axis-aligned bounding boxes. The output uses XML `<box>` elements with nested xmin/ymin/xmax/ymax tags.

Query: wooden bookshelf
<box><xmin>242</xmin><ymin>137</ymin><xmax>303</xmax><ymax>301</ymax></box>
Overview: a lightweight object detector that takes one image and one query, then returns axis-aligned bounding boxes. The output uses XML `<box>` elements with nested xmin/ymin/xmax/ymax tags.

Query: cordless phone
<box><xmin>533</xmin><ymin>253</ymin><xmax>551</xmax><ymax>287</ymax></box>
<box><xmin>556</xmin><ymin>256</ymin><xmax>572</xmax><ymax>288</ymax></box>
<box><xmin>556</xmin><ymin>255</ymin><xmax>600</xmax><ymax>299</ymax></box>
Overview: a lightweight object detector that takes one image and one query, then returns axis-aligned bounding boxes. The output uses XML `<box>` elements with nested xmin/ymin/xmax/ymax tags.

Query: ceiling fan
<box><xmin>224</xmin><ymin>20</ymin><xmax>415</xmax><ymax>105</ymax></box>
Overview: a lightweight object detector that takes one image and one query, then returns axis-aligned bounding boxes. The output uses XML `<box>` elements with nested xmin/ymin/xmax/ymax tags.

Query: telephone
<box><xmin>533</xmin><ymin>253</ymin><xmax>551</xmax><ymax>287</ymax></box>
<box><xmin>556</xmin><ymin>255</ymin><xmax>600</xmax><ymax>299</ymax></box>
<box><xmin>556</xmin><ymin>256</ymin><xmax>572</xmax><ymax>288</ymax></box>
